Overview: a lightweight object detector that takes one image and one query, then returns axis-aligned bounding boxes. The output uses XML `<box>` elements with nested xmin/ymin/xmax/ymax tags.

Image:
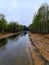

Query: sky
<box><xmin>0</xmin><ymin>0</ymin><xmax>49</xmax><ymax>26</ymax></box>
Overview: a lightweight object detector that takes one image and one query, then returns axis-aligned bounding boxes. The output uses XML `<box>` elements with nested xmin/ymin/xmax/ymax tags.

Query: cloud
<box><xmin>0</xmin><ymin>0</ymin><xmax>49</xmax><ymax>26</ymax></box>
<box><xmin>0</xmin><ymin>0</ymin><xmax>18</xmax><ymax>9</ymax></box>
<box><xmin>13</xmin><ymin>2</ymin><xmax>18</xmax><ymax>8</ymax></box>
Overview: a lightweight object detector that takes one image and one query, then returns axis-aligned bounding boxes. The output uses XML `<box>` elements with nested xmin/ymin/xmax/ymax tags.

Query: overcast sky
<box><xmin>0</xmin><ymin>0</ymin><xmax>49</xmax><ymax>26</ymax></box>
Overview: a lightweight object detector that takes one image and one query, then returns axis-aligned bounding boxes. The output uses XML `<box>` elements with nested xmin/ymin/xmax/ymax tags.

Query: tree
<box><xmin>29</xmin><ymin>3</ymin><xmax>49</xmax><ymax>34</ymax></box>
<box><xmin>0</xmin><ymin>17</ymin><xmax>7</xmax><ymax>33</ymax></box>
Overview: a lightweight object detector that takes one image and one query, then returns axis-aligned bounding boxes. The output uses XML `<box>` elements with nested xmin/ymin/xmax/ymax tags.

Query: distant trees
<box><xmin>23</xmin><ymin>26</ymin><xmax>29</xmax><ymax>31</ymax></box>
<box><xmin>29</xmin><ymin>3</ymin><xmax>49</xmax><ymax>34</ymax></box>
<box><xmin>8</xmin><ymin>22</ymin><xmax>24</xmax><ymax>33</ymax></box>
<box><xmin>0</xmin><ymin>17</ymin><xmax>7</xmax><ymax>33</ymax></box>
<box><xmin>0</xmin><ymin>14</ymin><xmax>24</xmax><ymax>33</ymax></box>
<box><xmin>8</xmin><ymin>22</ymin><xmax>18</xmax><ymax>32</ymax></box>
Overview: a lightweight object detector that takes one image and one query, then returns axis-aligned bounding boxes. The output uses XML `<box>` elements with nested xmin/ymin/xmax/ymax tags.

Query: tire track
<box><xmin>29</xmin><ymin>36</ymin><xmax>49</xmax><ymax>65</ymax></box>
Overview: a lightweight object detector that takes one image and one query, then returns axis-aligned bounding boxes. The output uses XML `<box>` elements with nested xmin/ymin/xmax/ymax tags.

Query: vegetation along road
<box><xmin>0</xmin><ymin>3</ymin><xmax>49</xmax><ymax>65</ymax></box>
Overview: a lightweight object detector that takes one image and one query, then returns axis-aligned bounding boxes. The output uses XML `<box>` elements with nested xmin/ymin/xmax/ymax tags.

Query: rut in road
<box><xmin>29</xmin><ymin>36</ymin><xmax>49</xmax><ymax>65</ymax></box>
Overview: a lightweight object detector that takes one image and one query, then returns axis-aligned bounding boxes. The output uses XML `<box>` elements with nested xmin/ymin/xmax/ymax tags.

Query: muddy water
<box><xmin>0</xmin><ymin>32</ymin><xmax>33</xmax><ymax>65</ymax></box>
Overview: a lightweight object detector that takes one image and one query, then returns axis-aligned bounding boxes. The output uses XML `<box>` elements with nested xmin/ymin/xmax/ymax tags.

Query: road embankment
<box><xmin>0</xmin><ymin>32</ymin><xmax>22</xmax><ymax>40</ymax></box>
<box><xmin>29</xmin><ymin>33</ymin><xmax>49</xmax><ymax>65</ymax></box>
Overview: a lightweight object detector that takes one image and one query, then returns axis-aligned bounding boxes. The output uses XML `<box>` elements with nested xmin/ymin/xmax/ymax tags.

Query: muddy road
<box><xmin>0</xmin><ymin>32</ymin><xmax>33</xmax><ymax>65</ymax></box>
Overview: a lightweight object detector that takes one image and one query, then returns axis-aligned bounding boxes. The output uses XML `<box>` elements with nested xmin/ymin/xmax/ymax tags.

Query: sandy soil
<box><xmin>0</xmin><ymin>32</ymin><xmax>21</xmax><ymax>39</ymax></box>
<box><xmin>0</xmin><ymin>33</ymin><xmax>13</xmax><ymax>38</ymax></box>
<box><xmin>29</xmin><ymin>33</ymin><xmax>49</xmax><ymax>65</ymax></box>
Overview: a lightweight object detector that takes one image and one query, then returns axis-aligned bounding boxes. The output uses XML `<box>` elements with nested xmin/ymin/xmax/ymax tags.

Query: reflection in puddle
<box><xmin>0</xmin><ymin>39</ymin><xmax>7</xmax><ymax>47</ymax></box>
<box><xmin>0</xmin><ymin>33</ymin><xmax>20</xmax><ymax>47</ymax></box>
<box><xmin>9</xmin><ymin>34</ymin><xmax>19</xmax><ymax>40</ymax></box>
<box><xmin>0</xmin><ymin>32</ymin><xmax>33</xmax><ymax>65</ymax></box>
<box><xmin>0</xmin><ymin>32</ymin><xmax>27</xmax><ymax>47</ymax></box>
<box><xmin>20</xmin><ymin>31</ymin><xmax>27</xmax><ymax>37</ymax></box>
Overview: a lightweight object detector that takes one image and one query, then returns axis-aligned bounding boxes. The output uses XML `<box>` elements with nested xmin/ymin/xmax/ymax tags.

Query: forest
<box><xmin>0</xmin><ymin>15</ymin><xmax>24</xmax><ymax>33</ymax></box>
<box><xmin>29</xmin><ymin>4</ymin><xmax>49</xmax><ymax>34</ymax></box>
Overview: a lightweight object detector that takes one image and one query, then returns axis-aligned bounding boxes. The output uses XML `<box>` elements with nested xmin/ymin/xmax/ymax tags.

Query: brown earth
<box><xmin>0</xmin><ymin>33</ymin><xmax>13</xmax><ymax>38</ymax></box>
<box><xmin>0</xmin><ymin>32</ymin><xmax>21</xmax><ymax>39</ymax></box>
<box><xmin>29</xmin><ymin>33</ymin><xmax>49</xmax><ymax>65</ymax></box>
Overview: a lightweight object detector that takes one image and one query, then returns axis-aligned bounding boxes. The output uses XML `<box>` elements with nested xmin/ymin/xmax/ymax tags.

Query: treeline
<box><xmin>0</xmin><ymin>15</ymin><xmax>24</xmax><ymax>33</ymax></box>
<box><xmin>29</xmin><ymin>3</ymin><xmax>49</xmax><ymax>34</ymax></box>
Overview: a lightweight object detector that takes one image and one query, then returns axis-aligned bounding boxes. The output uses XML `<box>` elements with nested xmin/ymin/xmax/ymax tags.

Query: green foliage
<box><xmin>8</xmin><ymin>22</ymin><xmax>24</xmax><ymax>32</ymax></box>
<box><xmin>0</xmin><ymin>17</ymin><xmax>7</xmax><ymax>33</ymax></box>
<box><xmin>0</xmin><ymin>15</ymin><xmax>24</xmax><ymax>33</ymax></box>
<box><xmin>29</xmin><ymin>3</ymin><xmax>49</xmax><ymax>34</ymax></box>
